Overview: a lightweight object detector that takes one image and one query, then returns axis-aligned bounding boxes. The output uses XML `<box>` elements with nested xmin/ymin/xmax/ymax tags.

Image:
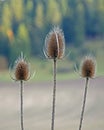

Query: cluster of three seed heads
<box><xmin>11</xmin><ymin>27</ymin><xmax>96</xmax><ymax>81</ymax></box>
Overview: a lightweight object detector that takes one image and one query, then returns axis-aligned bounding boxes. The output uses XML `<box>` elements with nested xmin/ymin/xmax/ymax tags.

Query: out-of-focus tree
<box><xmin>10</xmin><ymin>24</ymin><xmax>31</xmax><ymax>62</ymax></box>
<box><xmin>62</xmin><ymin>0</ymin><xmax>85</xmax><ymax>46</ymax></box>
<box><xmin>0</xmin><ymin>0</ymin><xmax>104</xmax><ymax>64</ymax></box>
<box><xmin>96</xmin><ymin>0</ymin><xmax>104</xmax><ymax>35</ymax></box>
<box><xmin>35</xmin><ymin>3</ymin><xmax>44</xmax><ymax>28</ymax></box>
<box><xmin>2</xmin><ymin>4</ymin><xmax>12</xmax><ymax>34</ymax></box>
<box><xmin>58</xmin><ymin>0</ymin><xmax>69</xmax><ymax>16</ymax></box>
<box><xmin>46</xmin><ymin>0</ymin><xmax>62</xmax><ymax>24</ymax></box>
<box><xmin>10</xmin><ymin>0</ymin><xmax>24</xmax><ymax>22</ymax></box>
<box><xmin>73</xmin><ymin>1</ymin><xmax>85</xmax><ymax>46</ymax></box>
<box><xmin>0</xmin><ymin>33</ymin><xmax>10</xmax><ymax>62</ymax></box>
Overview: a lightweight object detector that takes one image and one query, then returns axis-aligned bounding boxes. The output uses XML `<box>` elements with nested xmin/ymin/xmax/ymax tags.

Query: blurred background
<box><xmin>0</xmin><ymin>0</ymin><xmax>104</xmax><ymax>80</ymax></box>
<box><xmin>0</xmin><ymin>0</ymin><xmax>104</xmax><ymax>130</ymax></box>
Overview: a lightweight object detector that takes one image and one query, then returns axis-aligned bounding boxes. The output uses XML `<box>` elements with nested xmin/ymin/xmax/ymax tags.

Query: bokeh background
<box><xmin>0</xmin><ymin>0</ymin><xmax>104</xmax><ymax>130</ymax></box>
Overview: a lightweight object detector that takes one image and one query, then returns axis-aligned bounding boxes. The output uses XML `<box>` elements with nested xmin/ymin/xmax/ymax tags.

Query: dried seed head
<box><xmin>81</xmin><ymin>56</ymin><xmax>96</xmax><ymax>78</ymax></box>
<box><xmin>14</xmin><ymin>53</ymin><xmax>30</xmax><ymax>81</ymax></box>
<box><xmin>44</xmin><ymin>27</ymin><xmax>65</xmax><ymax>59</ymax></box>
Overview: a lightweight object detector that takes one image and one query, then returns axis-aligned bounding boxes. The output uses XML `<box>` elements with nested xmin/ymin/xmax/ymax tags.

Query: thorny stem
<box><xmin>20</xmin><ymin>80</ymin><xmax>24</xmax><ymax>130</ymax></box>
<box><xmin>78</xmin><ymin>77</ymin><xmax>89</xmax><ymax>130</ymax></box>
<box><xmin>51</xmin><ymin>58</ymin><xmax>57</xmax><ymax>130</ymax></box>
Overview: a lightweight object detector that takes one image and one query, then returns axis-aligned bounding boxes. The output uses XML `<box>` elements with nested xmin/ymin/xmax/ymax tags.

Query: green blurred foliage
<box><xmin>0</xmin><ymin>0</ymin><xmax>104</xmax><ymax>65</ymax></box>
<box><xmin>10</xmin><ymin>24</ymin><xmax>31</xmax><ymax>63</ymax></box>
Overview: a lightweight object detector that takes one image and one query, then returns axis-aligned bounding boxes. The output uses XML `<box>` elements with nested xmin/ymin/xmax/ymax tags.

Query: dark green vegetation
<box><xmin>0</xmin><ymin>0</ymin><xmax>104</xmax><ymax>66</ymax></box>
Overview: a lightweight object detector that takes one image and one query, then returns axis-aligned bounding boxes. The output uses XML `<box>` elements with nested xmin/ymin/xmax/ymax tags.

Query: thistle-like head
<box><xmin>80</xmin><ymin>56</ymin><xmax>96</xmax><ymax>78</ymax></box>
<box><xmin>44</xmin><ymin>26</ymin><xmax>65</xmax><ymax>59</ymax></box>
<box><xmin>10</xmin><ymin>53</ymin><xmax>31</xmax><ymax>81</ymax></box>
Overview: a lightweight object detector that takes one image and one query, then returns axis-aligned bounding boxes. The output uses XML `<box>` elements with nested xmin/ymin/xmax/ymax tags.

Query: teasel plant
<box><xmin>9</xmin><ymin>53</ymin><xmax>35</xmax><ymax>130</ymax></box>
<box><xmin>75</xmin><ymin>56</ymin><xmax>96</xmax><ymax>130</ymax></box>
<box><xmin>44</xmin><ymin>26</ymin><xmax>65</xmax><ymax>130</ymax></box>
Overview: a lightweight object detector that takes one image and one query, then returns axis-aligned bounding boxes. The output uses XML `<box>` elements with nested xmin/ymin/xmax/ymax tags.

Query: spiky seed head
<box><xmin>14</xmin><ymin>53</ymin><xmax>30</xmax><ymax>81</ymax></box>
<box><xmin>44</xmin><ymin>27</ymin><xmax>65</xmax><ymax>59</ymax></box>
<box><xmin>81</xmin><ymin>56</ymin><xmax>96</xmax><ymax>78</ymax></box>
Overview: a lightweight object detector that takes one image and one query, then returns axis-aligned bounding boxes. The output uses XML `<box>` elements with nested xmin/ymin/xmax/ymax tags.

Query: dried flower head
<box><xmin>10</xmin><ymin>53</ymin><xmax>31</xmax><ymax>81</ymax></box>
<box><xmin>44</xmin><ymin>27</ymin><xmax>65</xmax><ymax>59</ymax></box>
<box><xmin>80</xmin><ymin>56</ymin><xmax>96</xmax><ymax>78</ymax></box>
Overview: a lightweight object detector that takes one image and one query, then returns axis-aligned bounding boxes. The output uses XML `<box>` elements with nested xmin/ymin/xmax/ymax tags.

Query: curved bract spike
<box><xmin>9</xmin><ymin>64</ymin><xmax>17</xmax><ymax>81</ymax></box>
<box><xmin>26</xmin><ymin>71</ymin><xmax>36</xmax><ymax>81</ymax></box>
<box><xmin>26</xmin><ymin>63</ymin><xmax>36</xmax><ymax>81</ymax></box>
<box><xmin>55</xmin><ymin>31</ymin><xmax>59</xmax><ymax>58</ymax></box>
<box><xmin>20</xmin><ymin>52</ymin><xmax>23</xmax><ymax>60</ymax></box>
<box><xmin>43</xmin><ymin>46</ymin><xmax>49</xmax><ymax>59</ymax></box>
<box><xmin>74</xmin><ymin>64</ymin><xmax>82</xmax><ymax>77</ymax></box>
<box><xmin>43</xmin><ymin>46</ymin><xmax>53</xmax><ymax>59</ymax></box>
<box><xmin>63</xmin><ymin>50</ymin><xmax>71</xmax><ymax>59</ymax></box>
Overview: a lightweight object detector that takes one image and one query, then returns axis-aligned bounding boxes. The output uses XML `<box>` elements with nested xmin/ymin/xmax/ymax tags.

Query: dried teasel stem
<box><xmin>78</xmin><ymin>77</ymin><xmax>89</xmax><ymax>130</ymax></box>
<box><xmin>78</xmin><ymin>56</ymin><xmax>96</xmax><ymax>130</ymax></box>
<box><xmin>44</xmin><ymin>27</ymin><xmax>65</xmax><ymax>130</ymax></box>
<box><xmin>51</xmin><ymin>58</ymin><xmax>57</xmax><ymax>130</ymax></box>
<box><xmin>9</xmin><ymin>53</ymin><xmax>35</xmax><ymax>130</ymax></box>
<box><xmin>20</xmin><ymin>80</ymin><xmax>24</xmax><ymax>130</ymax></box>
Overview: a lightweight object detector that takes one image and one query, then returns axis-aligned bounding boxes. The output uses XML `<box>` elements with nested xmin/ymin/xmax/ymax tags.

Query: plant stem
<box><xmin>20</xmin><ymin>80</ymin><xmax>24</xmax><ymax>130</ymax></box>
<box><xmin>51</xmin><ymin>58</ymin><xmax>57</xmax><ymax>130</ymax></box>
<box><xmin>78</xmin><ymin>77</ymin><xmax>89</xmax><ymax>130</ymax></box>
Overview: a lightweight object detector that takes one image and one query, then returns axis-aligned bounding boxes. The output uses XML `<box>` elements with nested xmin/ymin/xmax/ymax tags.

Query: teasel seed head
<box><xmin>80</xmin><ymin>56</ymin><xmax>96</xmax><ymax>78</ymax></box>
<box><xmin>44</xmin><ymin>26</ymin><xmax>65</xmax><ymax>59</ymax></box>
<box><xmin>10</xmin><ymin>53</ymin><xmax>32</xmax><ymax>81</ymax></box>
